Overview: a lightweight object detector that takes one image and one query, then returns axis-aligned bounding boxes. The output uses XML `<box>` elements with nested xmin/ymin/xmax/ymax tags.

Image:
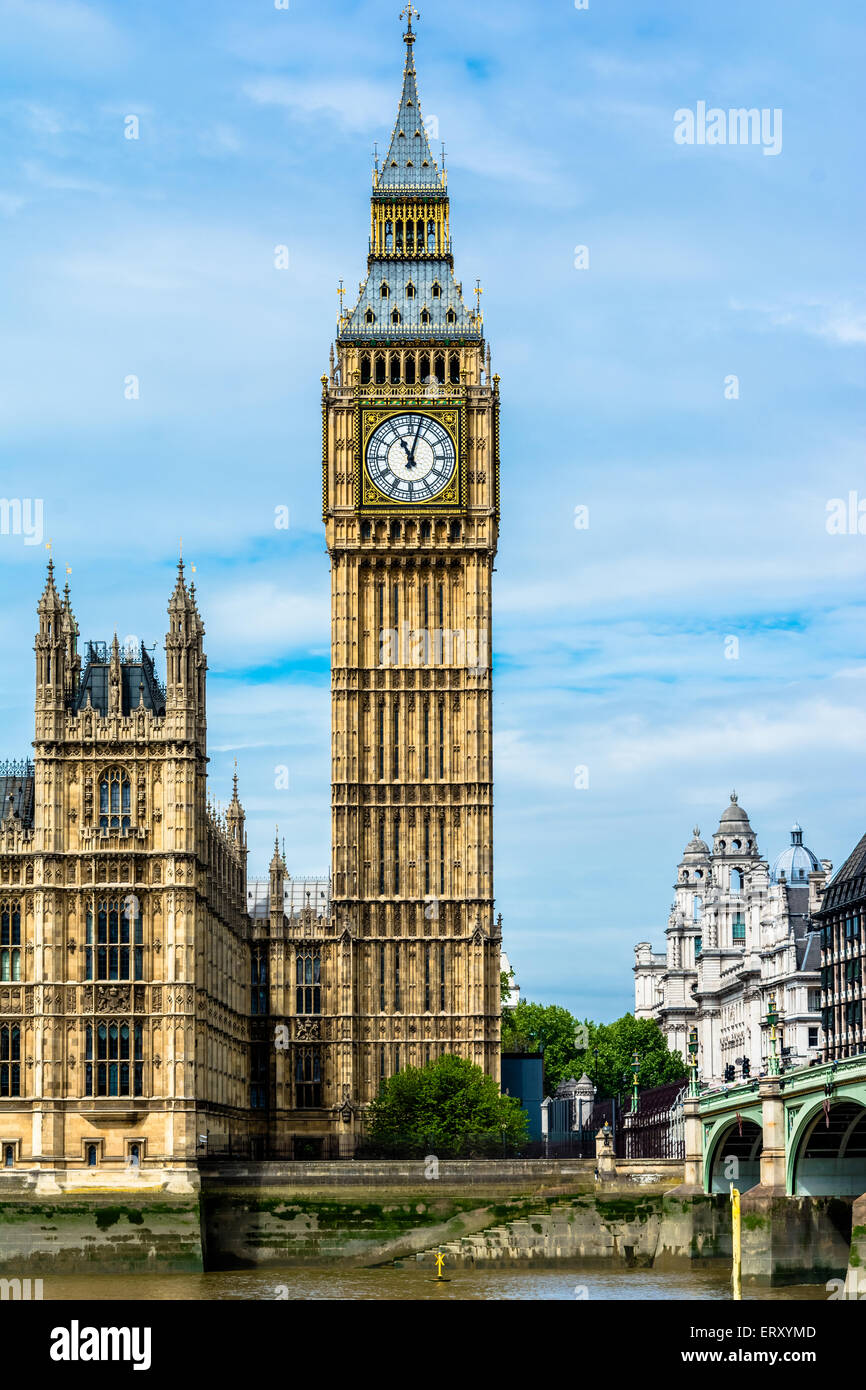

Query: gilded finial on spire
<box><xmin>400</xmin><ymin>4</ymin><xmax>420</xmax><ymax>39</ymax></box>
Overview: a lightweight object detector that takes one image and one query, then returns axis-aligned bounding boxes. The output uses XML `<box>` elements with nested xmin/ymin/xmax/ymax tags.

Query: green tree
<box><xmin>576</xmin><ymin>1015</ymin><xmax>687</xmax><ymax>1101</ymax></box>
<box><xmin>364</xmin><ymin>1054</ymin><xmax>528</xmax><ymax>1156</ymax></box>
<box><xmin>501</xmin><ymin>1001</ymin><xmax>686</xmax><ymax>1100</ymax></box>
<box><xmin>501</xmin><ymin>1000</ymin><xmax>582</xmax><ymax>1096</ymax></box>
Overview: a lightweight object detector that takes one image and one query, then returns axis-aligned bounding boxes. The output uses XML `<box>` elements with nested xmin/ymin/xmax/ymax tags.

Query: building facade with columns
<box><xmin>634</xmin><ymin>794</ymin><xmax>828</xmax><ymax>1085</ymax></box>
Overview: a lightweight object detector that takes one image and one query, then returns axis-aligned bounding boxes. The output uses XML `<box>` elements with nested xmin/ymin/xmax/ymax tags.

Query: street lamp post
<box><xmin>766</xmin><ymin>993</ymin><xmax>780</xmax><ymax>1077</ymax></box>
<box><xmin>688</xmin><ymin>1026</ymin><xmax>700</xmax><ymax>1097</ymax></box>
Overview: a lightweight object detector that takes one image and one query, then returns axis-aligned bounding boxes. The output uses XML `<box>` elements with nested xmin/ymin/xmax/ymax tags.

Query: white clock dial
<box><xmin>366</xmin><ymin>413</ymin><xmax>456</xmax><ymax>503</ymax></box>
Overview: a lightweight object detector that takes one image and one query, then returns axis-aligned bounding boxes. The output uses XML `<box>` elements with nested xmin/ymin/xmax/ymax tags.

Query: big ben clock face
<box><xmin>365</xmin><ymin>413</ymin><xmax>457</xmax><ymax>504</ymax></box>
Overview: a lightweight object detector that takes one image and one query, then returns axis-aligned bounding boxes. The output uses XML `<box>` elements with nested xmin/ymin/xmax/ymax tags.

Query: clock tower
<box><xmin>322</xmin><ymin>8</ymin><xmax>502</xmax><ymax>1126</ymax></box>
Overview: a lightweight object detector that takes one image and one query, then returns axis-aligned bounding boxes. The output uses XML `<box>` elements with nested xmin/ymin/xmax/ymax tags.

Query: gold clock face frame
<box><xmin>357</xmin><ymin>403</ymin><xmax>464</xmax><ymax>512</ymax></box>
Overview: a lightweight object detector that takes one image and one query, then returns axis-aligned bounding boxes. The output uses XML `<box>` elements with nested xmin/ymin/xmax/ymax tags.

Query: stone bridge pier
<box><xmin>684</xmin><ymin>1057</ymin><xmax>866</xmax><ymax>1285</ymax></box>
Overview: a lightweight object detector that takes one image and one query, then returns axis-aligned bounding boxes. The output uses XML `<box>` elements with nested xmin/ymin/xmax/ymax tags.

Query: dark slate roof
<box><xmin>0</xmin><ymin>762</ymin><xmax>35</xmax><ymax>829</ymax></box>
<box><xmin>375</xmin><ymin>42</ymin><xmax>445</xmax><ymax>194</ymax></box>
<box><xmin>73</xmin><ymin>642</ymin><xmax>166</xmax><ymax>718</ymax></box>
<box><xmin>797</xmin><ymin>930</ymin><xmax>822</xmax><ymax>973</ymax></box>
<box><xmin>816</xmin><ymin>830</ymin><xmax>866</xmax><ymax>914</ymax></box>
<box><xmin>342</xmin><ymin>258</ymin><xmax>478</xmax><ymax>340</ymax></box>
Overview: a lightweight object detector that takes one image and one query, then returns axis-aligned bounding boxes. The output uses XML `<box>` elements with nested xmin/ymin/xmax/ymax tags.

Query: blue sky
<box><xmin>1</xmin><ymin>0</ymin><xmax>865</xmax><ymax>1021</ymax></box>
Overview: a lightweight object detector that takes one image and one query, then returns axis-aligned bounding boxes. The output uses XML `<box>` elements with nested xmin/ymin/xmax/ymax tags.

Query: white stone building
<box><xmin>634</xmin><ymin>794</ymin><xmax>828</xmax><ymax>1084</ymax></box>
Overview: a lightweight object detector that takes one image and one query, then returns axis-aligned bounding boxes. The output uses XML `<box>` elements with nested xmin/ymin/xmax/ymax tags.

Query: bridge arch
<box><xmin>788</xmin><ymin>1099</ymin><xmax>866</xmax><ymax>1196</ymax></box>
<box><xmin>704</xmin><ymin>1113</ymin><xmax>763</xmax><ymax>1194</ymax></box>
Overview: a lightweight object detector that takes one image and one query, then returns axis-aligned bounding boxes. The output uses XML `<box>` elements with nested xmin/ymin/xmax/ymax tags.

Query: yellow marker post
<box><xmin>434</xmin><ymin>1251</ymin><xmax>446</xmax><ymax>1280</ymax></box>
<box><xmin>730</xmin><ymin>1183</ymin><xmax>742</xmax><ymax>1301</ymax></box>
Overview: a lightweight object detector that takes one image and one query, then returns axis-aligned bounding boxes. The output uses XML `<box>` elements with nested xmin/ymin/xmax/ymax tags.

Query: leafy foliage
<box><xmin>502</xmin><ymin>1003</ymin><xmax>686</xmax><ymax>1099</ymax></box>
<box><xmin>364</xmin><ymin>1053</ymin><xmax>528</xmax><ymax>1156</ymax></box>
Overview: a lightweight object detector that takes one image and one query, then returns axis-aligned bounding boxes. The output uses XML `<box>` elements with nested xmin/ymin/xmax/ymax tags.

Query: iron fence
<box><xmin>620</xmin><ymin>1081</ymin><xmax>685</xmax><ymax>1160</ymax></box>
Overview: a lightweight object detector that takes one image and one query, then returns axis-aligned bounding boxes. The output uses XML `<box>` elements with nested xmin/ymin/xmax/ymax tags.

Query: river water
<box><xmin>39</xmin><ymin>1266</ymin><xmax>826</xmax><ymax>1301</ymax></box>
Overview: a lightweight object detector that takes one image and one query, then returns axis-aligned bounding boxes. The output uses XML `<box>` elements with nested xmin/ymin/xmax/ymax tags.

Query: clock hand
<box><xmin>409</xmin><ymin>415</ymin><xmax>424</xmax><ymax>463</ymax></box>
<box><xmin>398</xmin><ymin>437</ymin><xmax>416</xmax><ymax>469</ymax></box>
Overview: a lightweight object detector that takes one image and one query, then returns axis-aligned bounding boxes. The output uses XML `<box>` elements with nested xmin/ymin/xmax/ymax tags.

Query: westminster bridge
<box><xmin>683</xmin><ymin>1054</ymin><xmax>866</xmax><ymax>1196</ymax></box>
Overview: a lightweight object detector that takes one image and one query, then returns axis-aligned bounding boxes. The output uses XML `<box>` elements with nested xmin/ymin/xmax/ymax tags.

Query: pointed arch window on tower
<box><xmin>449</xmin><ymin>354</ymin><xmax>460</xmax><ymax>383</ymax></box>
<box><xmin>380</xmin><ymin>282</ymin><xmax>390</xmax><ymax>297</ymax></box>
<box><xmin>86</xmin><ymin>897</ymin><xmax>143</xmax><ymax>981</ymax></box>
<box><xmin>446</xmin><ymin>308</ymin><xmax>457</xmax><ymax>325</ymax></box>
<box><xmin>375</xmin><ymin>353</ymin><xmax>386</xmax><ymax>383</ymax></box>
<box><xmin>361</xmin><ymin>354</ymin><xmax>372</xmax><ymax>384</ymax></box>
<box><xmin>405</xmin><ymin>354</ymin><xmax>416</xmax><ymax>384</ymax></box>
<box><xmin>296</xmin><ymin>949</ymin><xmax>321</xmax><ymax>1015</ymax></box>
<box><xmin>405</xmin><ymin>219</ymin><xmax>414</xmax><ymax>250</ymax></box>
<box><xmin>432</xmin><ymin>281</ymin><xmax>442</xmax><ymax>298</ymax></box>
<box><xmin>99</xmin><ymin>768</ymin><xmax>130</xmax><ymax>831</ymax></box>
<box><xmin>406</xmin><ymin>281</ymin><xmax>416</xmax><ymax>298</ymax></box>
<box><xmin>391</xmin><ymin>309</ymin><xmax>401</xmax><ymax>324</ymax></box>
<box><xmin>0</xmin><ymin>1024</ymin><xmax>20</xmax><ymax>1097</ymax></box>
<box><xmin>420</xmin><ymin>308</ymin><xmax>430</xmax><ymax>325</ymax></box>
<box><xmin>0</xmin><ymin>902</ymin><xmax>21</xmax><ymax>983</ymax></box>
<box><xmin>428</xmin><ymin>221</ymin><xmax>436</xmax><ymax>251</ymax></box>
<box><xmin>396</xmin><ymin>219</ymin><xmax>404</xmax><ymax>252</ymax></box>
<box><xmin>385</xmin><ymin>219</ymin><xmax>394</xmax><ymax>251</ymax></box>
<box><xmin>365</xmin><ymin>309</ymin><xmax>376</xmax><ymax>325</ymax></box>
<box><xmin>251</xmin><ymin>946</ymin><xmax>268</xmax><ymax>1014</ymax></box>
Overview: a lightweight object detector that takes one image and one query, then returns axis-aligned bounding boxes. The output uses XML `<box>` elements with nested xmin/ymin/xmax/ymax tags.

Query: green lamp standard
<box><xmin>766</xmin><ymin>992</ymin><xmax>780</xmax><ymax>1077</ymax></box>
<box><xmin>687</xmin><ymin>1026</ymin><xmax>700</xmax><ymax>1097</ymax></box>
<box><xmin>631</xmin><ymin>1050</ymin><xmax>640</xmax><ymax>1110</ymax></box>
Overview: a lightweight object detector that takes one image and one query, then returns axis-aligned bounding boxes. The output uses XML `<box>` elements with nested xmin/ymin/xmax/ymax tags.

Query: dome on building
<box><xmin>682</xmin><ymin>826</ymin><xmax>710</xmax><ymax>858</ymax></box>
<box><xmin>718</xmin><ymin>790</ymin><xmax>750</xmax><ymax>827</ymax></box>
<box><xmin>771</xmin><ymin>823</ymin><xmax>820</xmax><ymax>884</ymax></box>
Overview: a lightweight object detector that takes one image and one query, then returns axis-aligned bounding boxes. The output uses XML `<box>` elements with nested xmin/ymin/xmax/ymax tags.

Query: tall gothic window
<box><xmin>439</xmin><ymin>817</ymin><xmax>446</xmax><ymax>896</ymax></box>
<box><xmin>251</xmin><ymin>947</ymin><xmax>268</xmax><ymax>1015</ymax></box>
<box><xmin>86</xmin><ymin>898</ymin><xmax>143</xmax><ymax>981</ymax></box>
<box><xmin>0</xmin><ymin>901</ymin><xmax>21</xmax><ymax>982</ymax></box>
<box><xmin>438</xmin><ymin>703</ymin><xmax>445</xmax><ymax>778</ymax></box>
<box><xmin>295</xmin><ymin>1047</ymin><xmax>322</xmax><ymax>1108</ymax></box>
<box><xmin>392</xmin><ymin>702</ymin><xmax>400</xmax><ymax>778</ymax></box>
<box><xmin>0</xmin><ymin>1024</ymin><xmax>20</xmax><ymax>1097</ymax></box>
<box><xmin>423</xmin><ymin>702</ymin><xmax>430</xmax><ymax>779</ymax></box>
<box><xmin>295</xmin><ymin>949</ymin><xmax>321</xmax><ymax>1015</ymax></box>
<box><xmin>99</xmin><ymin>768</ymin><xmax>131</xmax><ymax>830</ymax></box>
<box><xmin>424</xmin><ymin>819</ymin><xmax>431</xmax><ymax>895</ymax></box>
<box><xmin>85</xmin><ymin>1021</ymin><xmax>143</xmax><ymax>1097</ymax></box>
<box><xmin>251</xmin><ymin>1046</ymin><xmax>268</xmax><ymax>1109</ymax></box>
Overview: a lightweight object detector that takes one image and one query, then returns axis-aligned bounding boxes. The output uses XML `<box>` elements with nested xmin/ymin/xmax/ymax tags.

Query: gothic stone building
<box><xmin>634</xmin><ymin>794</ymin><xmax>828</xmax><ymax>1085</ymax></box>
<box><xmin>0</xmin><ymin>562</ymin><xmax>250</xmax><ymax>1187</ymax></box>
<box><xmin>0</xmin><ymin>17</ymin><xmax>502</xmax><ymax>1180</ymax></box>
